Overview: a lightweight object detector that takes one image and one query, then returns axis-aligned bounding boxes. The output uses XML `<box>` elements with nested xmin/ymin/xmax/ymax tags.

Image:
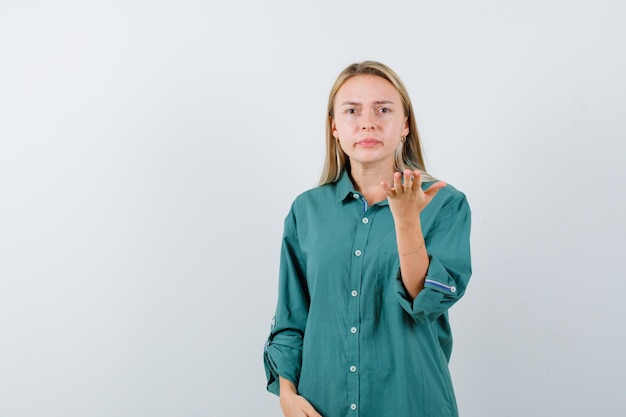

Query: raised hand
<box><xmin>381</xmin><ymin>169</ymin><xmax>446</xmax><ymax>221</ymax></box>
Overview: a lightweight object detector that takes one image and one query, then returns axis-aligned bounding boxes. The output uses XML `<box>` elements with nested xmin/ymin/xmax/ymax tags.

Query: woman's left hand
<box><xmin>381</xmin><ymin>169</ymin><xmax>446</xmax><ymax>221</ymax></box>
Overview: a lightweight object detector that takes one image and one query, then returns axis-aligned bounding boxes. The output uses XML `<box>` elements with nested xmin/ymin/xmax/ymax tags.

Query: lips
<box><xmin>356</xmin><ymin>139</ymin><xmax>382</xmax><ymax>148</ymax></box>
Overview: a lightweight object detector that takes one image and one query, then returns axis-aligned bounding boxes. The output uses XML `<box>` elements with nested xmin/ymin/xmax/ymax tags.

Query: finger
<box><xmin>393</xmin><ymin>171</ymin><xmax>403</xmax><ymax>193</ymax></box>
<box><xmin>424</xmin><ymin>181</ymin><xmax>447</xmax><ymax>200</ymax></box>
<box><xmin>403</xmin><ymin>169</ymin><xmax>413</xmax><ymax>190</ymax></box>
<box><xmin>301</xmin><ymin>399</ymin><xmax>323</xmax><ymax>417</ymax></box>
<box><xmin>304</xmin><ymin>406</ymin><xmax>323</xmax><ymax>417</ymax></box>
<box><xmin>380</xmin><ymin>181</ymin><xmax>395</xmax><ymax>197</ymax></box>
<box><xmin>413</xmin><ymin>170</ymin><xmax>422</xmax><ymax>191</ymax></box>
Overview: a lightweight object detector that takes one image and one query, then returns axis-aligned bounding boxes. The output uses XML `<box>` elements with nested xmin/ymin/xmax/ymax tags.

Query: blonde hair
<box><xmin>320</xmin><ymin>61</ymin><xmax>435</xmax><ymax>185</ymax></box>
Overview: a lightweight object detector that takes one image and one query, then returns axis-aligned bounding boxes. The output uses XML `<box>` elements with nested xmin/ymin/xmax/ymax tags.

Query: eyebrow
<box><xmin>339</xmin><ymin>100</ymin><xmax>396</xmax><ymax>106</ymax></box>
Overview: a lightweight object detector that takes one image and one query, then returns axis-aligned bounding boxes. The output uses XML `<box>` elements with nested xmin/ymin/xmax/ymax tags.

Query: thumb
<box><xmin>424</xmin><ymin>181</ymin><xmax>447</xmax><ymax>199</ymax></box>
<box><xmin>303</xmin><ymin>401</ymin><xmax>323</xmax><ymax>417</ymax></box>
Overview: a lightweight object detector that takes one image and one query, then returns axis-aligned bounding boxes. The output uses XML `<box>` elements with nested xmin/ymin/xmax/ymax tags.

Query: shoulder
<box><xmin>290</xmin><ymin>182</ymin><xmax>337</xmax><ymax>211</ymax></box>
<box><xmin>428</xmin><ymin>182</ymin><xmax>468</xmax><ymax>203</ymax></box>
<box><xmin>425</xmin><ymin>181</ymin><xmax>471</xmax><ymax>220</ymax></box>
<box><xmin>283</xmin><ymin>183</ymin><xmax>337</xmax><ymax>235</ymax></box>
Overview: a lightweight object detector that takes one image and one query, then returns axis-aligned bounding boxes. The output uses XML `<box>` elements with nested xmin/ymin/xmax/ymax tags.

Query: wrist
<box><xmin>399</xmin><ymin>240</ymin><xmax>425</xmax><ymax>256</ymax></box>
<box><xmin>393</xmin><ymin>214</ymin><xmax>421</xmax><ymax>228</ymax></box>
<box><xmin>279</xmin><ymin>376</ymin><xmax>298</xmax><ymax>397</ymax></box>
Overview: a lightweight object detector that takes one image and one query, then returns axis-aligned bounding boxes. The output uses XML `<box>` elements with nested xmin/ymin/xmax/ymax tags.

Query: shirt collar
<box><xmin>334</xmin><ymin>170</ymin><xmax>389</xmax><ymax>207</ymax></box>
<box><xmin>335</xmin><ymin>170</ymin><xmax>357</xmax><ymax>203</ymax></box>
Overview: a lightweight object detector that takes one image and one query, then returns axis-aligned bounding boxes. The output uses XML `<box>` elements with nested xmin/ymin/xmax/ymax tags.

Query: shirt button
<box><xmin>350</xmin><ymin>404</ymin><xmax>357</xmax><ymax>411</ymax></box>
<box><xmin>362</xmin><ymin>217</ymin><xmax>369</xmax><ymax>224</ymax></box>
<box><xmin>350</xmin><ymin>365</ymin><xmax>357</xmax><ymax>372</ymax></box>
<box><xmin>350</xmin><ymin>327</ymin><xmax>357</xmax><ymax>334</ymax></box>
<box><xmin>353</xmin><ymin>193</ymin><xmax>359</xmax><ymax>199</ymax></box>
<box><xmin>451</xmin><ymin>286</ymin><xmax>457</xmax><ymax>293</ymax></box>
<box><xmin>354</xmin><ymin>250</ymin><xmax>362</xmax><ymax>256</ymax></box>
<box><xmin>351</xmin><ymin>290</ymin><xmax>358</xmax><ymax>297</ymax></box>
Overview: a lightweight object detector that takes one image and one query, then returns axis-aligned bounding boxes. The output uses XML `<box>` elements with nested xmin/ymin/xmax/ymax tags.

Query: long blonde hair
<box><xmin>320</xmin><ymin>61</ymin><xmax>435</xmax><ymax>185</ymax></box>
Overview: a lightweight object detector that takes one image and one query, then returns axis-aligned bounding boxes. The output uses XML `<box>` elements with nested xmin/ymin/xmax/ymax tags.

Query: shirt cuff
<box><xmin>395</xmin><ymin>254</ymin><xmax>461</xmax><ymax>323</ymax></box>
<box><xmin>263</xmin><ymin>334</ymin><xmax>303</xmax><ymax>395</ymax></box>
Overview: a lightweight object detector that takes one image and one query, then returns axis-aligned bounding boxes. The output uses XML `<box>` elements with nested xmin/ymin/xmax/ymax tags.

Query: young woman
<box><xmin>264</xmin><ymin>61</ymin><xmax>472</xmax><ymax>417</ymax></box>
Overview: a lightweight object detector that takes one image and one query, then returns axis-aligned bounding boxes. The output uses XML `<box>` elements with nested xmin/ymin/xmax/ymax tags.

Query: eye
<box><xmin>346</xmin><ymin>108</ymin><xmax>358</xmax><ymax>114</ymax></box>
<box><xmin>379</xmin><ymin>107</ymin><xmax>390</xmax><ymax>113</ymax></box>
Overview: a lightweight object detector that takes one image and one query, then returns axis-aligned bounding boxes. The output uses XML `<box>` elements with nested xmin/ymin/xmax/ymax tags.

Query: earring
<box><xmin>401</xmin><ymin>136</ymin><xmax>406</xmax><ymax>143</ymax></box>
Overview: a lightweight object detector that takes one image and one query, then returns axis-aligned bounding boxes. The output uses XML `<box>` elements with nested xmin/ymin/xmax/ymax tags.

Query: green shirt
<box><xmin>264</xmin><ymin>171</ymin><xmax>472</xmax><ymax>417</ymax></box>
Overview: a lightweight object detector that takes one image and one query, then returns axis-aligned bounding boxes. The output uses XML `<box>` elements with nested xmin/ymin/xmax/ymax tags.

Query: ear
<box><xmin>331</xmin><ymin>117</ymin><xmax>338</xmax><ymax>138</ymax></box>
<box><xmin>402</xmin><ymin>117</ymin><xmax>409</xmax><ymax>137</ymax></box>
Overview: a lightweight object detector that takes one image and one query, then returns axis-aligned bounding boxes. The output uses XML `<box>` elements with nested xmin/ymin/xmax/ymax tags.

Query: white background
<box><xmin>1</xmin><ymin>1</ymin><xmax>625</xmax><ymax>416</ymax></box>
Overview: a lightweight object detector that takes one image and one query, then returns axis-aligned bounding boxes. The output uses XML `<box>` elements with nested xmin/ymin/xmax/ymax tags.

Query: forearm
<box><xmin>395</xmin><ymin>217</ymin><xmax>429</xmax><ymax>299</ymax></box>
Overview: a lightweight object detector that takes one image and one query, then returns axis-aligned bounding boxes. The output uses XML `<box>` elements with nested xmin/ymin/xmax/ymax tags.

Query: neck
<box><xmin>349</xmin><ymin>163</ymin><xmax>394</xmax><ymax>205</ymax></box>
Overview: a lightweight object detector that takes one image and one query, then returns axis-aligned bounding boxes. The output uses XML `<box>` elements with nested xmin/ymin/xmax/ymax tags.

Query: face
<box><xmin>332</xmin><ymin>74</ymin><xmax>409</xmax><ymax>169</ymax></box>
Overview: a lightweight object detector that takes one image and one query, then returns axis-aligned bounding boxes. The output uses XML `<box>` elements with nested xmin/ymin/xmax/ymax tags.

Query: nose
<box><xmin>361</xmin><ymin>109</ymin><xmax>375</xmax><ymax>130</ymax></box>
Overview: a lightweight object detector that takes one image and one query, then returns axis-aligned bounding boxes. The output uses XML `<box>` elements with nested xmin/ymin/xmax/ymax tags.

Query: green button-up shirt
<box><xmin>264</xmin><ymin>171</ymin><xmax>472</xmax><ymax>417</ymax></box>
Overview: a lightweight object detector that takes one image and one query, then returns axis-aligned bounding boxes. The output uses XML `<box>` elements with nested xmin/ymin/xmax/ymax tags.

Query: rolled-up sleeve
<box><xmin>263</xmin><ymin>210</ymin><xmax>309</xmax><ymax>395</ymax></box>
<box><xmin>395</xmin><ymin>190</ymin><xmax>472</xmax><ymax>324</ymax></box>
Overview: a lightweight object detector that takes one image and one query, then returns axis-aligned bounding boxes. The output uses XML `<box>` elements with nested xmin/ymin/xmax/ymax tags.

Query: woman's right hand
<box><xmin>279</xmin><ymin>377</ymin><xmax>322</xmax><ymax>417</ymax></box>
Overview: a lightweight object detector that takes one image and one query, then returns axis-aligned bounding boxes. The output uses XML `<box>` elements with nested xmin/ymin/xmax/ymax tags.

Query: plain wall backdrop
<box><xmin>1</xmin><ymin>0</ymin><xmax>625</xmax><ymax>416</ymax></box>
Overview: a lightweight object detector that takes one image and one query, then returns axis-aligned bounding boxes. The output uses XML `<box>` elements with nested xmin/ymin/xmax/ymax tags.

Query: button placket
<box><xmin>347</xmin><ymin>200</ymin><xmax>374</xmax><ymax>416</ymax></box>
